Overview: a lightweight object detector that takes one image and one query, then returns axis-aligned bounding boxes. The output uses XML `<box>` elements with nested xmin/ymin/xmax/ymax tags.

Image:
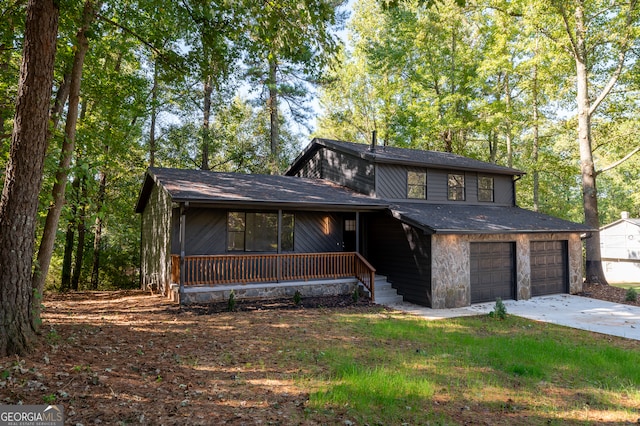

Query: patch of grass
<box><xmin>611</xmin><ymin>282</ymin><xmax>640</xmax><ymax>290</ymax></box>
<box><xmin>297</xmin><ymin>312</ymin><xmax>640</xmax><ymax>424</ymax></box>
<box><xmin>626</xmin><ymin>287</ymin><xmax>638</xmax><ymax>302</ymax></box>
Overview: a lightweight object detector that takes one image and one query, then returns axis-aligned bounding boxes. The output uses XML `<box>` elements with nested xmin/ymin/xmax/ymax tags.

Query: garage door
<box><xmin>470</xmin><ymin>242</ymin><xmax>515</xmax><ymax>303</ymax></box>
<box><xmin>530</xmin><ymin>240</ymin><xmax>568</xmax><ymax>296</ymax></box>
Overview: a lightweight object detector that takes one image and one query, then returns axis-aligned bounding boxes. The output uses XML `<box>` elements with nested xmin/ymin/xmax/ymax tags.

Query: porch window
<box><xmin>448</xmin><ymin>173</ymin><xmax>465</xmax><ymax>201</ymax></box>
<box><xmin>478</xmin><ymin>176</ymin><xmax>494</xmax><ymax>202</ymax></box>
<box><xmin>227</xmin><ymin>212</ymin><xmax>294</xmax><ymax>252</ymax></box>
<box><xmin>407</xmin><ymin>170</ymin><xmax>427</xmax><ymax>199</ymax></box>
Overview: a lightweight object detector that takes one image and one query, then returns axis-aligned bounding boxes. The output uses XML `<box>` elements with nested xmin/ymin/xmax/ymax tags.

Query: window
<box><xmin>448</xmin><ymin>174</ymin><xmax>465</xmax><ymax>201</ymax></box>
<box><xmin>407</xmin><ymin>171</ymin><xmax>427</xmax><ymax>199</ymax></box>
<box><xmin>227</xmin><ymin>212</ymin><xmax>294</xmax><ymax>252</ymax></box>
<box><xmin>344</xmin><ymin>219</ymin><xmax>356</xmax><ymax>232</ymax></box>
<box><xmin>478</xmin><ymin>176</ymin><xmax>494</xmax><ymax>202</ymax></box>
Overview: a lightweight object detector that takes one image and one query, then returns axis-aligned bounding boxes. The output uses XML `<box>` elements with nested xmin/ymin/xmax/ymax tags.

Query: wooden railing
<box><xmin>170</xmin><ymin>252</ymin><xmax>375</xmax><ymax>298</ymax></box>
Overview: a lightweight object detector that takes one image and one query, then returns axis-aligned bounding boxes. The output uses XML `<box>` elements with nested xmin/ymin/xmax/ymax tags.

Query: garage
<box><xmin>470</xmin><ymin>242</ymin><xmax>516</xmax><ymax>303</ymax></box>
<box><xmin>530</xmin><ymin>240</ymin><xmax>568</xmax><ymax>296</ymax></box>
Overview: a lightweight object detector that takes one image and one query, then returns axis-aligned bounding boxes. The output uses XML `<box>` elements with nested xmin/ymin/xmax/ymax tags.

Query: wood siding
<box><xmin>294</xmin><ymin>212</ymin><xmax>343</xmax><ymax>253</ymax></box>
<box><xmin>377</xmin><ymin>165</ymin><xmax>514</xmax><ymax>205</ymax></box>
<box><xmin>140</xmin><ymin>184</ymin><xmax>173</xmax><ymax>293</ymax></box>
<box><xmin>294</xmin><ymin>150</ymin><xmax>323</xmax><ymax>179</ymax></box>
<box><xmin>367</xmin><ymin>212</ymin><xmax>432</xmax><ymax>306</ymax></box>
<box><xmin>171</xmin><ymin>209</ymin><xmax>346</xmax><ymax>256</ymax></box>
<box><xmin>323</xmin><ymin>149</ymin><xmax>375</xmax><ymax>195</ymax></box>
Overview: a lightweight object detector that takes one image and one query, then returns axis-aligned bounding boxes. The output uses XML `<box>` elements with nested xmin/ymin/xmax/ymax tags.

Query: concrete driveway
<box><xmin>389</xmin><ymin>294</ymin><xmax>640</xmax><ymax>341</ymax></box>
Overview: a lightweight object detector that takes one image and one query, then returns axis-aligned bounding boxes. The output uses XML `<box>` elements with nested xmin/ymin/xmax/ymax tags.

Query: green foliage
<box><xmin>227</xmin><ymin>290</ymin><xmax>236</xmax><ymax>312</ymax></box>
<box><xmin>626</xmin><ymin>287</ymin><xmax>638</xmax><ymax>302</ymax></box>
<box><xmin>489</xmin><ymin>298</ymin><xmax>508</xmax><ymax>320</ymax></box>
<box><xmin>352</xmin><ymin>287</ymin><xmax>360</xmax><ymax>303</ymax></box>
<box><xmin>42</xmin><ymin>394</ymin><xmax>56</xmax><ymax>404</ymax></box>
<box><xmin>293</xmin><ymin>290</ymin><xmax>302</xmax><ymax>306</ymax></box>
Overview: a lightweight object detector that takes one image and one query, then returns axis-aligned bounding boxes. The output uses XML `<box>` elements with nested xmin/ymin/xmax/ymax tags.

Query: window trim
<box><xmin>478</xmin><ymin>176</ymin><xmax>494</xmax><ymax>202</ymax></box>
<box><xmin>227</xmin><ymin>211</ymin><xmax>294</xmax><ymax>253</ymax></box>
<box><xmin>407</xmin><ymin>170</ymin><xmax>427</xmax><ymax>199</ymax></box>
<box><xmin>447</xmin><ymin>173</ymin><xmax>466</xmax><ymax>201</ymax></box>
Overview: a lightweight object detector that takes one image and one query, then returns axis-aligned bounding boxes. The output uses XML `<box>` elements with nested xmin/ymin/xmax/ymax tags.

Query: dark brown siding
<box><xmin>367</xmin><ymin>213</ymin><xmax>432</xmax><ymax>306</ymax></box>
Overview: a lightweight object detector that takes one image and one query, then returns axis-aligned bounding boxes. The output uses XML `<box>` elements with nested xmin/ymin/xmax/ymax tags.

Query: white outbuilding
<box><xmin>600</xmin><ymin>212</ymin><xmax>640</xmax><ymax>283</ymax></box>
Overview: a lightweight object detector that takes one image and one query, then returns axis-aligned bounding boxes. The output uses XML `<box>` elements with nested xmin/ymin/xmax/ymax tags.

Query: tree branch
<box><xmin>589</xmin><ymin>0</ymin><xmax>638</xmax><ymax>116</ymax></box>
<box><xmin>597</xmin><ymin>145</ymin><xmax>640</xmax><ymax>175</ymax></box>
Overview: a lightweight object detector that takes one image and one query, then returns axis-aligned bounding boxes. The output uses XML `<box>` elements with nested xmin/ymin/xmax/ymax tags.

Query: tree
<box><xmin>0</xmin><ymin>0</ymin><xmax>59</xmax><ymax>356</ymax></box>
<box><xmin>244</xmin><ymin>0</ymin><xmax>346</xmax><ymax>173</ymax></box>
<box><xmin>549</xmin><ymin>0</ymin><xmax>640</xmax><ymax>284</ymax></box>
<box><xmin>32</xmin><ymin>0</ymin><xmax>101</xmax><ymax>325</ymax></box>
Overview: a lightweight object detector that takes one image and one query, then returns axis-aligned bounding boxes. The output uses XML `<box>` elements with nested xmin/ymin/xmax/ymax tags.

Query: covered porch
<box><xmin>170</xmin><ymin>251</ymin><xmax>376</xmax><ymax>303</ymax></box>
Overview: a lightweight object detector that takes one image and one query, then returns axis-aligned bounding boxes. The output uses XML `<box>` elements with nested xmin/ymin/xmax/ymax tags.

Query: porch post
<box><xmin>179</xmin><ymin>202</ymin><xmax>188</xmax><ymax>304</ymax></box>
<box><xmin>277</xmin><ymin>210</ymin><xmax>282</xmax><ymax>281</ymax></box>
<box><xmin>355</xmin><ymin>211</ymin><xmax>360</xmax><ymax>254</ymax></box>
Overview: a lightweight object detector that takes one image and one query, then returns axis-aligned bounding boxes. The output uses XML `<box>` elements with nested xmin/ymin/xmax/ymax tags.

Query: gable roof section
<box><xmin>135</xmin><ymin>167</ymin><xmax>388</xmax><ymax>213</ymax></box>
<box><xmin>600</xmin><ymin>218</ymin><xmax>640</xmax><ymax>231</ymax></box>
<box><xmin>286</xmin><ymin>138</ymin><xmax>525</xmax><ymax>176</ymax></box>
<box><xmin>389</xmin><ymin>202</ymin><xmax>594</xmax><ymax>234</ymax></box>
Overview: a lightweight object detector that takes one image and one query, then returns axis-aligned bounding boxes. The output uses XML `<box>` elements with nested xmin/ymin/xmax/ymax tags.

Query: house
<box><xmin>135</xmin><ymin>138</ymin><xmax>594</xmax><ymax>308</ymax></box>
<box><xmin>600</xmin><ymin>212</ymin><xmax>640</xmax><ymax>283</ymax></box>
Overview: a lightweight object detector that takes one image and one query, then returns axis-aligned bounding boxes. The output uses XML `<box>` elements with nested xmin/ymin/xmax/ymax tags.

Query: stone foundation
<box><xmin>171</xmin><ymin>278</ymin><xmax>359</xmax><ymax>304</ymax></box>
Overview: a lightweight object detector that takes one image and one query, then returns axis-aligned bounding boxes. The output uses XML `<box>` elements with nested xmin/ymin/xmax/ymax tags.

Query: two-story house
<box><xmin>135</xmin><ymin>138</ymin><xmax>593</xmax><ymax>308</ymax></box>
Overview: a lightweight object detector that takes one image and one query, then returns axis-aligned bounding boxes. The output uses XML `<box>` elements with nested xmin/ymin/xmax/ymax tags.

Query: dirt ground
<box><xmin>0</xmin><ymin>284</ymin><xmax>636</xmax><ymax>425</ymax></box>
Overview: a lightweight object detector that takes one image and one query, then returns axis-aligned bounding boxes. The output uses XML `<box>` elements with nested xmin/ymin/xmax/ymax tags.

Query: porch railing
<box><xmin>170</xmin><ymin>252</ymin><xmax>375</xmax><ymax>299</ymax></box>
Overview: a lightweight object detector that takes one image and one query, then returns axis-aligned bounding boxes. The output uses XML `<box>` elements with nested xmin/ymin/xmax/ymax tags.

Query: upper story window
<box><xmin>227</xmin><ymin>212</ymin><xmax>294</xmax><ymax>252</ymax></box>
<box><xmin>448</xmin><ymin>173</ymin><xmax>465</xmax><ymax>201</ymax></box>
<box><xmin>407</xmin><ymin>170</ymin><xmax>427</xmax><ymax>199</ymax></box>
<box><xmin>478</xmin><ymin>176</ymin><xmax>494</xmax><ymax>202</ymax></box>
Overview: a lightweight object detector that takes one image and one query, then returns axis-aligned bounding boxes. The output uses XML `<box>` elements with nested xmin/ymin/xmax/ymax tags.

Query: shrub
<box><xmin>227</xmin><ymin>290</ymin><xmax>236</xmax><ymax>312</ymax></box>
<box><xmin>625</xmin><ymin>287</ymin><xmax>638</xmax><ymax>302</ymax></box>
<box><xmin>293</xmin><ymin>290</ymin><xmax>302</xmax><ymax>306</ymax></box>
<box><xmin>489</xmin><ymin>298</ymin><xmax>508</xmax><ymax>320</ymax></box>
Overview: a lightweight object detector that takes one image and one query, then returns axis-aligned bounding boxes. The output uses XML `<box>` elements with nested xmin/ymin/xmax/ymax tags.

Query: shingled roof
<box><xmin>135</xmin><ymin>167</ymin><xmax>389</xmax><ymax>213</ymax></box>
<box><xmin>389</xmin><ymin>202</ymin><xmax>595</xmax><ymax>234</ymax></box>
<box><xmin>286</xmin><ymin>138</ymin><xmax>525</xmax><ymax>176</ymax></box>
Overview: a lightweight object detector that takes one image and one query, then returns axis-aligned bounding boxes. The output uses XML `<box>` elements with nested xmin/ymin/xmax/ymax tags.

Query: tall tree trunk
<box><xmin>0</xmin><ymin>0</ymin><xmax>59</xmax><ymax>356</ymax></box>
<box><xmin>149</xmin><ymin>61</ymin><xmax>158</xmax><ymax>167</ymax></box>
<box><xmin>61</xmin><ymin>177</ymin><xmax>82</xmax><ymax>290</ymax></box>
<box><xmin>90</xmin><ymin>165</ymin><xmax>107</xmax><ymax>290</ymax></box>
<box><xmin>51</xmin><ymin>68</ymin><xmax>72</xmax><ymax>130</ymax></box>
<box><xmin>202</xmin><ymin>75</ymin><xmax>212</xmax><ymax>170</ymax></box>
<box><xmin>32</xmin><ymin>0</ymin><xmax>97</xmax><ymax>326</ymax></box>
<box><xmin>532</xmin><ymin>39</ymin><xmax>540</xmax><ymax>212</ymax></box>
<box><xmin>574</xmin><ymin>2</ymin><xmax>607</xmax><ymax>284</ymax></box>
<box><xmin>267</xmin><ymin>56</ymin><xmax>280</xmax><ymax>174</ymax></box>
<box><xmin>72</xmin><ymin>177</ymin><xmax>87</xmax><ymax>291</ymax></box>
<box><xmin>504</xmin><ymin>73</ymin><xmax>513</xmax><ymax>169</ymax></box>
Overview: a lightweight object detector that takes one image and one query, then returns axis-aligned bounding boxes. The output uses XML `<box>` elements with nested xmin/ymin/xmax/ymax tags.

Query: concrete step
<box><xmin>371</xmin><ymin>275</ymin><xmax>403</xmax><ymax>305</ymax></box>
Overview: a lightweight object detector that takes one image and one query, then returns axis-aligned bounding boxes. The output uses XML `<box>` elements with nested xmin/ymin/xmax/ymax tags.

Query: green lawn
<box><xmin>611</xmin><ymin>282</ymin><xmax>640</xmax><ymax>290</ymax></box>
<box><xmin>288</xmin><ymin>309</ymin><xmax>640</xmax><ymax>425</ymax></box>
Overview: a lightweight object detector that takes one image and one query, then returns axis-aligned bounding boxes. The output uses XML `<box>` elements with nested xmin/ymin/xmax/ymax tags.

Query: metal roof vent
<box><xmin>621</xmin><ymin>211</ymin><xmax>630</xmax><ymax>219</ymax></box>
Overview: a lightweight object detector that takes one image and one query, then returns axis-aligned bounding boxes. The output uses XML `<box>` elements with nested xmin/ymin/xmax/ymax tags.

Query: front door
<box><xmin>343</xmin><ymin>217</ymin><xmax>356</xmax><ymax>251</ymax></box>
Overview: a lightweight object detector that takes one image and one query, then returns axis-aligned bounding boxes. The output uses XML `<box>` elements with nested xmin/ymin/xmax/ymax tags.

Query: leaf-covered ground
<box><xmin>0</xmin><ymin>286</ymin><xmax>637</xmax><ymax>425</ymax></box>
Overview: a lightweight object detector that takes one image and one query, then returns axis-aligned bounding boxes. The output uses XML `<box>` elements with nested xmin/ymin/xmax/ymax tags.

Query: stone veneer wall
<box><xmin>431</xmin><ymin>233</ymin><xmax>583</xmax><ymax>309</ymax></box>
